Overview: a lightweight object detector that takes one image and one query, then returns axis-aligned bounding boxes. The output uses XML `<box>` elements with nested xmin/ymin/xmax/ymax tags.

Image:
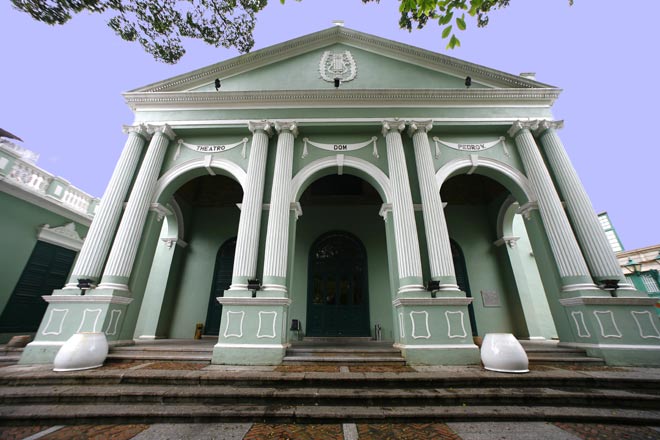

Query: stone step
<box><xmin>106</xmin><ymin>353</ymin><xmax>212</xmax><ymax>362</ymax></box>
<box><xmin>527</xmin><ymin>355</ymin><xmax>605</xmax><ymax>364</ymax></box>
<box><xmin>3</xmin><ymin>366</ymin><xmax>658</xmax><ymax>391</ymax></box>
<box><xmin>1</xmin><ymin>385</ymin><xmax>658</xmax><ymax>408</ymax></box>
<box><xmin>1</xmin><ymin>403</ymin><xmax>659</xmax><ymax>425</ymax></box>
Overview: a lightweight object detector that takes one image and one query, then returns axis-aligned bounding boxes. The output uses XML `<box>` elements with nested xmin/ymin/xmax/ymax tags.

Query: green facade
<box><xmin>18</xmin><ymin>27</ymin><xmax>660</xmax><ymax>366</ymax></box>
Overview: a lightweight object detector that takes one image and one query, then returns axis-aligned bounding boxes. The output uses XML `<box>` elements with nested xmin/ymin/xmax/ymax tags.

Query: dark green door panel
<box><xmin>205</xmin><ymin>237</ymin><xmax>236</xmax><ymax>335</ymax></box>
<box><xmin>0</xmin><ymin>241</ymin><xmax>76</xmax><ymax>333</ymax></box>
<box><xmin>451</xmin><ymin>239</ymin><xmax>478</xmax><ymax>336</ymax></box>
<box><xmin>306</xmin><ymin>231</ymin><xmax>369</xmax><ymax>337</ymax></box>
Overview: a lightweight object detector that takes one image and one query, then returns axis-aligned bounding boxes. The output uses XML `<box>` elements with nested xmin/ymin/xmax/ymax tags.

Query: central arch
<box><xmin>306</xmin><ymin>231</ymin><xmax>370</xmax><ymax>337</ymax></box>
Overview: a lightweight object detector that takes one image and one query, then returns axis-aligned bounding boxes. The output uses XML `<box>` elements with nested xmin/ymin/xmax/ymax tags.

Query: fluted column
<box><xmin>408</xmin><ymin>121</ymin><xmax>459</xmax><ymax>292</ymax></box>
<box><xmin>383</xmin><ymin>120</ymin><xmax>425</xmax><ymax>294</ymax></box>
<box><xmin>262</xmin><ymin>122</ymin><xmax>298</xmax><ymax>295</ymax></box>
<box><xmin>64</xmin><ymin>125</ymin><xmax>151</xmax><ymax>288</ymax></box>
<box><xmin>228</xmin><ymin>122</ymin><xmax>273</xmax><ymax>291</ymax></box>
<box><xmin>98</xmin><ymin>125</ymin><xmax>175</xmax><ymax>291</ymax></box>
<box><xmin>508</xmin><ymin>121</ymin><xmax>598</xmax><ymax>292</ymax></box>
<box><xmin>534</xmin><ymin>121</ymin><xmax>632</xmax><ymax>289</ymax></box>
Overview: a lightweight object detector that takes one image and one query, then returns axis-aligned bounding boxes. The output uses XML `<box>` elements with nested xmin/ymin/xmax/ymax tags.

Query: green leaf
<box><xmin>447</xmin><ymin>34</ymin><xmax>461</xmax><ymax>49</ymax></box>
<box><xmin>456</xmin><ymin>15</ymin><xmax>466</xmax><ymax>30</ymax></box>
<box><xmin>441</xmin><ymin>25</ymin><xmax>452</xmax><ymax>39</ymax></box>
<box><xmin>439</xmin><ymin>11</ymin><xmax>453</xmax><ymax>25</ymax></box>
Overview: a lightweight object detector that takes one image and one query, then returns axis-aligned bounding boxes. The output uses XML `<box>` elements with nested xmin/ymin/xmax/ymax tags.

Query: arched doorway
<box><xmin>205</xmin><ymin>237</ymin><xmax>236</xmax><ymax>336</ymax></box>
<box><xmin>306</xmin><ymin>231</ymin><xmax>370</xmax><ymax>337</ymax></box>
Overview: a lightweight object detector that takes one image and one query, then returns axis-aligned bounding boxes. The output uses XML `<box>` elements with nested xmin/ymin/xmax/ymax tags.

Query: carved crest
<box><xmin>319</xmin><ymin>50</ymin><xmax>357</xmax><ymax>83</ymax></box>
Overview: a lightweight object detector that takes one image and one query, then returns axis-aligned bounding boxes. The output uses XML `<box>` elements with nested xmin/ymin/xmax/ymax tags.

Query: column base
<box><xmin>19</xmin><ymin>290</ymin><xmax>132</xmax><ymax>364</ymax></box>
<box><xmin>559</xmin><ymin>296</ymin><xmax>660</xmax><ymax>366</ymax></box>
<box><xmin>212</xmin><ymin>297</ymin><xmax>290</xmax><ymax>366</ymax></box>
<box><xmin>393</xmin><ymin>297</ymin><xmax>479</xmax><ymax>365</ymax></box>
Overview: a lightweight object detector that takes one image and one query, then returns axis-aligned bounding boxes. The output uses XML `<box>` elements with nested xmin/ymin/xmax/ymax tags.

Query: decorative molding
<box><xmin>217</xmin><ymin>297</ymin><xmax>291</xmax><ymax>306</ymax></box>
<box><xmin>593</xmin><ymin>311</ymin><xmax>623</xmax><ymax>338</ymax></box>
<box><xmin>122</xmin><ymin>124</ymin><xmax>152</xmax><ymax>141</ymax></box>
<box><xmin>407</xmin><ymin>121</ymin><xmax>433</xmax><ymax>136</ymax></box>
<box><xmin>42</xmin><ymin>309</ymin><xmax>68</xmax><ymax>336</ymax></box>
<box><xmin>534</xmin><ymin>120</ymin><xmax>564</xmax><ymax>137</ymax></box>
<box><xmin>37</xmin><ymin>222</ymin><xmax>84</xmax><ymax>251</ymax></box>
<box><xmin>398</xmin><ymin>312</ymin><xmax>405</xmax><ymax>339</ymax></box>
<box><xmin>223</xmin><ymin>311</ymin><xmax>245</xmax><ymax>338</ymax></box>
<box><xmin>274</xmin><ymin>121</ymin><xmax>299</xmax><ymax>137</ymax></box>
<box><xmin>382</xmin><ymin>120</ymin><xmax>406</xmax><ymax>136</ymax></box>
<box><xmin>631</xmin><ymin>311</ymin><xmax>660</xmax><ymax>339</ymax></box>
<box><xmin>445</xmin><ymin>311</ymin><xmax>468</xmax><ymax>339</ymax></box>
<box><xmin>148</xmin><ymin>124</ymin><xmax>176</xmax><ymax>141</ymax></box>
<box><xmin>150</xmin><ymin>203</ymin><xmax>172</xmax><ymax>221</ymax></box>
<box><xmin>257</xmin><ymin>311</ymin><xmax>278</xmax><ymax>339</ymax></box>
<box><xmin>248</xmin><ymin>121</ymin><xmax>274</xmax><ymax>136</ymax></box>
<box><xmin>43</xmin><ymin>295</ymin><xmax>133</xmax><ymax>305</ymax></box>
<box><xmin>410</xmin><ymin>311</ymin><xmax>431</xmax><ymax>339</ymax></box>
<box><xmin>393</xmin><ymin>297</ymin><xmax>473</xmax><ymax>307</ymax></box>
<box><xmin>507</xmin><ymin>120</ymin><xmax>539</xmax><ymax>138</ymax></box>
<box><xmin>494</xmin><ymin>236</ymin><xmax>520</xmax><ymax>248</ymax></box>
<box><xmin>105</xmin><ymin>310</ymin><xmax>122</xmax><ymax>336</ymax></box>
<box><xmin>517</xmin><ymin>201</ymin><xmax>539</xmax><ymax>220</ymax></box>
<box><xmin>161</xmin><ymin>237</ymin><xmax>188</xmax><ymax>248</ymax></box>
<box><xmin>571</xmin><ymin>311</ymin><xmax>591</xmax><ymax>338</ymax></box>
<box><xmin>77</xmin><ymin>308</ymin><xmax>102</xmax><ymax>333</ymax></box>
<box><xmin>131</xmin><ymin>27</ymin><xmax>551</xmax><ymax>94</ymax></box>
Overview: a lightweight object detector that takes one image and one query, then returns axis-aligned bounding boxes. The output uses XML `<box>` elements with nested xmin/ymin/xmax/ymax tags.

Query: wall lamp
<box><xmin>426</xmin><ymin>280</ymin><xmax>440</xmax><ymax>298</ymax></box>
<box><xmin>214</xmin><ymin>78</ymin><xmax>221</xmax><ymax>91</ymax></box>
<box><xmin>465</xmin><ymin>76</ymin><xmax>472</xmax><ymax>88</ymax></box>
<box><xmin>77</xmin><ymin>278</ymin><xmax>95</xmax><ymax>295</ymax></box>
<box><xmin>334</xmin><ymin>77</ymin><xmax>341</xmax><ymax>88</ymax></box>
<box><xmin>247</xmin><ymin>279</ymin><xmax>261</xmax><ymax>297</ymax></box>
<box><xmin>599</xmin><ymin>279</ymin><xmax>619</xmax><ymax>291</ymax></box>
<box><xmin>624</xmin><ymin>258</ymin><xmax>643</xmax><ymax>274</ymax></box>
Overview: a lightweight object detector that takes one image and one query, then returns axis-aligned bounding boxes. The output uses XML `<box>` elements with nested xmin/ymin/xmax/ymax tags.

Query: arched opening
<box><xmin>288</xmin><ymin>173</ymin><xmax>393</xmax><ymax>340</ymax></box>
<box><xmin>133</xmin><ymin>174</ymin><xmax>243</xmax><ymax>340</ymax></box>
<box><xmin>440</xmin><ymin>173</ymin><xmax>554</xmax><ymax>339</ymax></box>
<box><xmin>307</xmin><ymin>231</ymin><xmax>369</xmax><ymax>337</ymax></box>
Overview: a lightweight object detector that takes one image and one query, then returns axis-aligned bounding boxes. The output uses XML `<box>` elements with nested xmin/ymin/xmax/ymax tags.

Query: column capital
<box><xmin>248</xmin><ymin>121</ymin><xmax>274</xmax><ymax>136</ymax></box>
<box><xmin>507</xmin><ymin>120</ymin><xmax>539</xmax><ymax>139</ymax></box>
<box><xmin>534</xmin><ymin>120</ymin><xmax>564</xmax><ymax>137</ymax></box>
<box><xmin>407</xmin><ymin>121</ymin><xmax>433</xmax><ymax>137</ymax></box>
<box><xmin>122</xmin><ymin>124</ymin><xmax>152</xmax><ymax>141</ymax></box>
<box><xmin>274</xmin><ymin>121</ymin><xmax>299</xmax><ymax>137</ymax></box>
<box><xmin>148</xmin><ymin>124</ymin><xmax>176</xmax><ymax>141</ymax></box>
<box><xmin>382</xmin><ymin>120</ymin><xmax>406</xmax><ymax>137</ymax></box>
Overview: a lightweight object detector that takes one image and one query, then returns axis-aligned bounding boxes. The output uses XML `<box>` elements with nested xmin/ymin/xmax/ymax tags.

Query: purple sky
<box><xmin>2</xmin><ymin>0</ymin><xmax>659</xmax><ymax>250</ymax></box>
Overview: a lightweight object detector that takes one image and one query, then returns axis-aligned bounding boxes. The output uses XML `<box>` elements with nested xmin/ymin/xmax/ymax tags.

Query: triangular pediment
<box><xmin>129</xmin><ymin>27</ymin><xmax>555</xmax><ymax>95</ymax></box>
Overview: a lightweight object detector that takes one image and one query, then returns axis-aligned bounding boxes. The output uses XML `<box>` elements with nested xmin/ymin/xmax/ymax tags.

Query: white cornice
<box><xmin>129</xmin><ymin>27</ymin><xmax>555</xmax><ymax>94</ymax></box>
<box><xmin>125</xmin><ymin>88</ymin><xmax>560</xmax><ymax>112</ymax></box>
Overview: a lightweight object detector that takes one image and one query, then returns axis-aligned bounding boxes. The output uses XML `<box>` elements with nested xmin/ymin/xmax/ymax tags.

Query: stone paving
<box><xmin>2</xmin><ymin>422</ymin><xmax>660</xmax><ymax>440</ymax></box>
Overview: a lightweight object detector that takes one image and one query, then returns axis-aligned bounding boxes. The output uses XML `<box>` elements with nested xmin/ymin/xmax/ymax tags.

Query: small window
<box><xmin>641</xmin><ymin>273</ymin><xmax>660</xmax><ymax>292</ymax></box>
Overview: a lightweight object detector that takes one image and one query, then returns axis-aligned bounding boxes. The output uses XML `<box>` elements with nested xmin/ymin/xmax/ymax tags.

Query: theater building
<box><xmin>20</xmin><ymin>26</ymin><xmax>660</xmax><ymax>366</ymax></box>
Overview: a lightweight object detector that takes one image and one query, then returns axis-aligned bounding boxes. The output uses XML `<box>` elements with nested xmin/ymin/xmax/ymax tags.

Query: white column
<box><xmin>262</xmin><ymin>121</ymin><xmax>298</xmax><ymax>295</ymax></box>
<box><xmin>228</xmin><ymin>122</ymin><xmax>273</xmax><ymax>291</ymax></box>
<box><xmin>98</xmin><ymin>125</ymin><xmax>175</xmax><ymax>291</ymax></box>
<box><xmin>535</xmin><ymin>121</ymin><xmax>632</xmax><ymax>288</ymax></box>
<box><xmin>382</xmin><ymin>120</ymin><xmax>425</xmax><ymax>294</ymax></box>
<box><xmin>64</xmin><ymin>125</ymin><xmax>151</xmax><ymax>288</ymax></box>
<box><xmin>408</xmin><ymin>121</ymin><xmax>459</xmax><ymax>292</ymax></box>
<box><xmin>508</xmin><ymin>121</ymin><xmax>598</xmax><ymax>292</ymax></box>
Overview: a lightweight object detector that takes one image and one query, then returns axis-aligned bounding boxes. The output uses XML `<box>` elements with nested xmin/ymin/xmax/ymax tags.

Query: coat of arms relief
<box><xmin>319</xmin><ymin>50</ymin><xmax>357</xmax><ymax>83</ymax></box>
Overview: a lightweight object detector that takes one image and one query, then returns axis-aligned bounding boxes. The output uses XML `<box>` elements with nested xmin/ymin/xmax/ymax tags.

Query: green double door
<box><xmin>205</xmin><ymin>237</ymin><xmax>236</xmax><ymax>336</ymax></box>
<box><xmin>306</xmin><ymin>231</ymin><xmax>370</xmax><ymax>337</ymax></box>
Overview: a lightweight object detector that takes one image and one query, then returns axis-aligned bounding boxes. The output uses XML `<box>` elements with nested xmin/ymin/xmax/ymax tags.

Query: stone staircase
<box><xmin>520</xmin><ymin>339</ymin><xmax>605</xmax><ymax>366</ymax></box>
<box><xmin>0</xmin><ymin>362</ymin><xmax>659</xmax><ymax>425</ymax></box>
<box><xmin>282</xmin><ymin>337</ymin><xmax>406</xmax><ymax>365</ymax></box>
